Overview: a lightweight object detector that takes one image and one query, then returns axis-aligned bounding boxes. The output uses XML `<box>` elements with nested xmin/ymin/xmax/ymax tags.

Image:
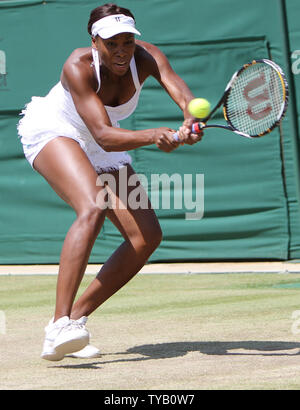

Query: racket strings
<box><xmin>226</xmin><ymin>63</ymin><xmax>285</xmax><ymax>136</ymax></box>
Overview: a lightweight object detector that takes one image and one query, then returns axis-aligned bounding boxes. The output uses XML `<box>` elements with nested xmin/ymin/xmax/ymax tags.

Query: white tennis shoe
<box><xmin>68</xmin><ymin>344</ymin><xmax>101</xmax><ymax>359</ymax></box>
<box><xmin>67</xmin><ymin>316</ymin><xmax>101</xmax><ymax>359</ymax></box>
<box><xmin>41</xmin><ymin>316</ymin><xmax>89</xmax><ymax>361</ymax></box>
<box><xmin>41</xmin><ymin>316</ymin><xmax>101</xmax><ymax>361</ymax></box>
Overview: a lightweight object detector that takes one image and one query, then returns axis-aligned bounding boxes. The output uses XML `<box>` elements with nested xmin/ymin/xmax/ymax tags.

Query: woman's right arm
<box><xmin>62</xmin><ymin>60</ymin><xmax>178</xmax><ymax>153</ymax></box>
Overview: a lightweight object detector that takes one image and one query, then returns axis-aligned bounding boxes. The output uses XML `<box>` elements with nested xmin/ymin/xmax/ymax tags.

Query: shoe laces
<box><xmin>66</xmin><ymin>319</ymin><xmax>85</xmax><ymax>331</ymax></box>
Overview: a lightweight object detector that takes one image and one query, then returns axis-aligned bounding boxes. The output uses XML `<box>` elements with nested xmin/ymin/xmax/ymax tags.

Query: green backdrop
<box><xmin>1</xmin><ymin>0</ymin><xmax>300</xmax><ymax>263</ymax></box>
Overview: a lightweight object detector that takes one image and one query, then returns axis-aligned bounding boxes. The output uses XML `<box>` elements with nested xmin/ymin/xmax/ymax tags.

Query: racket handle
<box><xmin>173</xmin><ymin>132</ymin><xmax>180</xmax><ymax>142</ymax></box>
<box><xmin>192</xmin><ymin>122</ymin><xmax>205</xmax><ymax>133</ymax></box>
<box><xmin>173</xmin><ymin>122</ymin><xmax>204</xmax><ymax>141</ymax></box>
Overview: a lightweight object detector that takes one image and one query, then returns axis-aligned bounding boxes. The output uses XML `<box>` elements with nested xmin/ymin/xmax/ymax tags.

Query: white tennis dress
<box><xmin>18</xmin><ymin>48</ymin><xmax>143</xmax><ymax>173</ymax></box>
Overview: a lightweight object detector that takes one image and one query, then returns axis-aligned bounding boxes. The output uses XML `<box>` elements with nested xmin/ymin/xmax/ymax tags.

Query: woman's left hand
<box><xmin>177</xmin><ymin>118</ymin><xmax>203</xmax><ymax>145</ymax></box>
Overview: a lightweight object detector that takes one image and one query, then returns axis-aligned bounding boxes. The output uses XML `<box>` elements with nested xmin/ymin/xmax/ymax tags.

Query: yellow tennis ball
<box><xmin>188</xmin><ymin>98</ymin><xmax>211</xmax><ymax>118</ymax></box>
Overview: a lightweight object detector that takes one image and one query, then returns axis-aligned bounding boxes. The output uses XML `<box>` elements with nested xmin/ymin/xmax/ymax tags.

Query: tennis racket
<box><xmin>174</xmin><ymin>59</ymin><xmax>288</xmax><ymax>140</ymax></box>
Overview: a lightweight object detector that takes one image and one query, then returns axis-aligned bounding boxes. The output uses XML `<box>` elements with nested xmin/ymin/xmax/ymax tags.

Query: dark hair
<box><xmin>87</xmin><ymin>3</ymin><xmax>135</xmax><ymax>36</ymax></box>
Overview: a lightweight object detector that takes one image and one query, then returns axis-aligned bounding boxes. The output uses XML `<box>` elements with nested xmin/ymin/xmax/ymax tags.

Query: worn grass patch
<box><xmin>1</xmin><ymin>273</ymin><xmax>300</xmax><ymax>390</ymax></box>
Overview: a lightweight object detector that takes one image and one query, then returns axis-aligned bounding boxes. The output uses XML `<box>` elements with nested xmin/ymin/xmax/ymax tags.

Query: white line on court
<box><xmin>0</xmin><ymin>262</ymin><xmax>300</xmax><ymax>276</ymax></box>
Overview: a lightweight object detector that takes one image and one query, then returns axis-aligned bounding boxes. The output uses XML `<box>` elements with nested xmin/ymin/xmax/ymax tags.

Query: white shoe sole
<box><xmin>41</xmin><ymin>350</ymin><xmax>65</xmax><ymax>362</ymax></box>
<box><xmin>69</xmin><ymin>344</ymin><xmax>101</xmax><ymax>359</ymax></box>
<box><xmin>54</xmin><ymin>334</ymin><xmax>89</xmax><ymax>357</ymax></box>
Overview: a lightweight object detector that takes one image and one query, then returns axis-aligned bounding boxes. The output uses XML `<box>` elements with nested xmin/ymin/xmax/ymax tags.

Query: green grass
<box><xmin>1</xmin><ymin>272</ymin><xmax>300</xmax><ymax>390</ymax></box>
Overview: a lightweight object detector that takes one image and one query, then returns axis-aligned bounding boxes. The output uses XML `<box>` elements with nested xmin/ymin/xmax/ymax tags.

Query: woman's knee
<box><xmin>132</xmin><ymin>223</ymin><xmax>163</xmax><ymax>255</ymax></box>
<box><xmin>151</xmin><ymin>224</ymin><xmax>163</xmax><ymax>249</ymax></box>
<box><xmin>77</xmin><ymin>203</ymin><xmax>106</xmax><ymax>227</ymax></box>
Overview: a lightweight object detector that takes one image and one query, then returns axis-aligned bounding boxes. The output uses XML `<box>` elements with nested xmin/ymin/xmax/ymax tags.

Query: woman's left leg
<box><xmin>70</xmin><ymin>165</ymin><xmax>162</xmax><ymax>319</ymax></box>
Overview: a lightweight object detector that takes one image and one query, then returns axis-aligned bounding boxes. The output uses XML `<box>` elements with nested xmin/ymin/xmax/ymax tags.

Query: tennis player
<box><xmin>18</xmin><ymin>3</ymin><xmax>203</xmax><ymax>361</ymax></box>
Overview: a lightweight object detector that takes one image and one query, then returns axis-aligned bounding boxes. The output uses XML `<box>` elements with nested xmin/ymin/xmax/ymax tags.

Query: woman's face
<box><xmin>93</xmin><ymin>33</ymin><xmax>136</xmax><ymax>76</ymax></box>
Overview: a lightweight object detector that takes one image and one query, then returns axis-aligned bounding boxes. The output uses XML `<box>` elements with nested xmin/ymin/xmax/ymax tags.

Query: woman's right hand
<box><xmin>153</xmin><ymin>127</ymin><xmax>180</xmax><ymax>153</ymax></box>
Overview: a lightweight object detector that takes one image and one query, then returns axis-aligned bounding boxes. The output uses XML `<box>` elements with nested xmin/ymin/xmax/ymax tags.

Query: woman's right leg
<box><xmin>33</xmin><ymin>137</ymin><xmax>106</xmax><ymax>321</ymax></box>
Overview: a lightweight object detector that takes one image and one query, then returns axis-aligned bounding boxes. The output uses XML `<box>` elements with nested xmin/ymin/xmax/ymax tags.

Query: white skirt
<box><xmin>17</xmin><ymin>85</ymin><xmax>132</xmax><ymax>174</ymax></box>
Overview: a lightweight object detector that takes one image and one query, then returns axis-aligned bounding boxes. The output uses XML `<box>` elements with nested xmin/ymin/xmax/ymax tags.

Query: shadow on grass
<box><xmin>128</xmin><ymin>341</ymin><xmax>300</xmax><ymax>357</ymax></box>
<box><xmin>49</xmin><ymin>340</ymin><xmax>300</xmax><ymax>369</ymax></box>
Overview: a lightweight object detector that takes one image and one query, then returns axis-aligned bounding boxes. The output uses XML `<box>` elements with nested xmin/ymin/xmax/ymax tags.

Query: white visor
<box><xmin>91</xmin><ymin>14</ymin><xmax>141</xmax><ymax>39</ymax></box>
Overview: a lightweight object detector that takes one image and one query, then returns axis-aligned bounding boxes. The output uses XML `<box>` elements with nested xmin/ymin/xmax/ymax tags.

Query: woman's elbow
<box><xmin>99</xmin><ymin>142</ymin><xmax>113</xmax><ymax>152</ymax></box>
<box><xmin>94</xmin><ymin>128</ymin><xmax>113</xmax><ymax>152</ymax></box>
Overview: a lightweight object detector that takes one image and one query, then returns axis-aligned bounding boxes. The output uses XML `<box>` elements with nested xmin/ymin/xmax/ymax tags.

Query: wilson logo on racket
<box><xmin>243</xmin><ymin>72</ymin><xmax>272</xmax><ymax>121</ymax></box>
<box><xmin>174</xmin><ymin>59</ymin><xmax>288</xmax><ymax>141</ymax></box>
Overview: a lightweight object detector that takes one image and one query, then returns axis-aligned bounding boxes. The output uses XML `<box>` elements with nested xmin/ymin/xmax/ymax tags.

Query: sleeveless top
<box><xmin>58</xmin><ymin>48</ymin><xmax>143</xmax><ymax>133</ymax></box>
<box><xmin>18</xmin><ymin>48</ymin><xmax>144</xmax><ymax>173</ymax></box>
<box><xmin>91</xmin><ymin>48</ymin><xmax>143</xmax><ymax>126</ymax></box>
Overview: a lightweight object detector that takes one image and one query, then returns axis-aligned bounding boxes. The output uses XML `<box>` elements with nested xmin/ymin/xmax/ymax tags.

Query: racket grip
<box><xmin>173</xmin><ymin>122</ymin><xmax>204</xmax><ymax>141</ymax></box>
<box><xmin>173</xmin><ymin>132</ymin><xmax>180</xmax><ymax>142</ymax></box>
<box><xmin>192</xmin><ymin>122</ymin><xmax>204</xmax><ymax>134</ymax></box>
